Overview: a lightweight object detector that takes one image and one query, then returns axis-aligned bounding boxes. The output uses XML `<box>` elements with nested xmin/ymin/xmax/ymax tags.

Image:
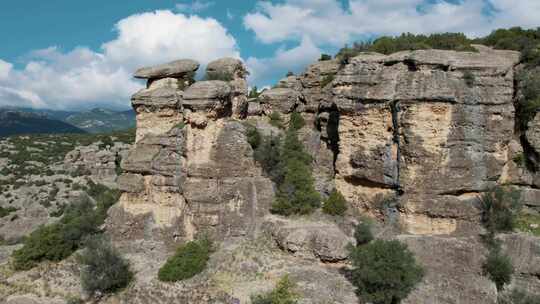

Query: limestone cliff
<box><xmin>105</xmin><ymin>46</ymin><xmax>540</xmax><ymax>304</ymax></box>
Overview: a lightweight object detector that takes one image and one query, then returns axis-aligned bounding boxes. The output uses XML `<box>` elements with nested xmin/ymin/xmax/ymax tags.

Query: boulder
<box><xmin>131</xmin><ymin>87</ymin><xmax>181</xmax><ymax>109</ymax></box>
<box><xmin>206</xmin><ymin>57</ymin><xmax>247</xmax><ymax>79</ymax></box>
<box><xmin>182</xmin><ymin>81</ymin><xmax>232</xmax><ymax>112</ymax></box>
<box><xmin>264</xmin><ymin>216</ymin><xmax>352</xmax><ymax>262</ymax></box>
<box><xmin>134</xmin><ymin>59</ymin><xmax>199</xmax><ymax>79</ymax></box>
<box><xmin>258</xmin><ymin>88</ymin><xmax>302</xmax><ymax>114</ymax></box>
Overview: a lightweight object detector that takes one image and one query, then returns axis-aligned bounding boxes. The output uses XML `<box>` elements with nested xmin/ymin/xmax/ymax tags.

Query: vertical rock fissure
<box><xmin>390</xmin><ymin>100</ymin><xmax>402</xmax><ymax>194</ymax></box>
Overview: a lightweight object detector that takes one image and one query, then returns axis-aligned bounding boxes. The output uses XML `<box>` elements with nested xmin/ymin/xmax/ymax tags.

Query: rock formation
<box><xmin>4</xmin><ymin>46</ymin><xmax>534</xmax><ymax>303</ymax></box>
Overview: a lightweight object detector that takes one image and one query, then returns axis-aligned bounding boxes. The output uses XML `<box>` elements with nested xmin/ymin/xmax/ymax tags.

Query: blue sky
<box><xmin>0</xmin><ymin>0</ymin><xmax>538</xmax><ymax>110</ymax></box>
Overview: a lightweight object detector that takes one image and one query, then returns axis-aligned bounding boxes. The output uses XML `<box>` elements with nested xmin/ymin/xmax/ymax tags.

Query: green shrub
<box><xmin>320</xmin><ymin>73</ymin><xmax>335</xmax><ymax>88</ymax></box>
<box><xmin>513</xmin><ymin>153</ymin><xmax>526</xmax><ymax>167</ymax></box>
<box><xmin>286</xmin><ymin>71</ymin><xmax>295</xmax><ymax>77</ymax></box>
<box><xmin>323</xmin><ymin>189</ymin><xmax>348</xmax><ymax>216</ymax></box>
<box><xmin>480</xmin><ymin>27</ymin><xmax>540</xmax><ymax>67</ymax></box>
<box><xmin>249</xmin><ymin>86</ymin><xmax>261</xmax><ymax>99</ymax></box>
<box><xmin>483</xmin><ymin>249</ymin><xmax>514</xmax><ymax>291</ymax></box>
<box><xmin>0</xmin><ymin>206</ymin><xmax>17</xmax><ymax>218</ymax></box>
<box><xmin>319</xmin><ymin>54</ymin><xmax>332</xmax><ymax>61</ymax></box>
<box><xmin>349</xmin><ymin>240</ymin><xmax>424</xmax><ymax>304</ymax></box>
<box><xmin>269</xmin><ymin>112</ymin><xmax>285</xmax><ymax>129</ymax></box>
<box><xmin>245</xmin><ymin>124</ymin><xmax>262</xmax><ymax>150</ymax></box>
<box><xmin>12</xmin><ymin>185</ymin><xmax>120</xmax><ymax>270</ymax></box>
<box><xmin>479</xmin><ymin>186</ymin><xmax>522</xmax><ymax>234</ymax></box>
<box><xmin>251</xmin><ymin>275</ymin><xmax>299</xmax><ymax>304</ymax></box>
<box><xmin>77</xmin><ymin>236</ymin><xmax>132</xmax><ymax>296</ymax></box>
<box><xmin>337</xmin><ymin>32</ymin><xmax>476</xmax><ymax>59</ymax></box>
<box><xmin>271</xmin><ymin>125</ymin><xmax>320</xmax><ymax>216</ymax></box>
<box><xmin>254</xmin><ymin>135</ymin><xmax>285</xmax><ymax>185</ymax></box>
<box><xmin>463</xmin><ymin>71</ymin><xmax>475</xmax><ymax>87</ymax></box>
<box><xmin>288</xmin><ymin>112</ymin><xmax>305</xmax><ymax>131</ymax></box>
<box><xmin>517</xmin><ymin>71</ymin><xmax>540</xmax><ymax>129</ymax></box>
<box><xmin>516</xmin><ymin>213</ymin><xmax>540</xmax><ymax>236</ymax></box>
<box><xmin>158</xmin><ymin>239</ymin><xmax>211</xmax><ymax>282</ymax></box>
<box><xmin>354</xmin><ymin>220</ymin><xmax>374</xmax><ymax>246</ymax></box>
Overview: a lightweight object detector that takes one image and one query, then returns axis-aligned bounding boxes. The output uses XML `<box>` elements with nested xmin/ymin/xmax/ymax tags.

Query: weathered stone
<box><xmin>132</xmin><ymin>87</ymin><xmax>181</xmax><ymax>109</ymax></box>
<box><xmin>258</xmin><ymin>88</ymin><xmax>302</xmax><ymax>114</ymax></box>
<box><xmin>182</xmin><ymin>81</ymin><xmax>232</xmax><ymax>113</ymax></box>
<box><xmin>134</xmin><ymin>59</ymin><xmax>199</xmax><ymax>79</ymax></box>
<box><xmin>206</xmin><ymin>57</ymin><xmax>247</xmax><ymax>79</ymax></box>
<box><xmin>264</xmin><ymin>216</ymin><xmax>352</xmax><ymax>262</ymax></box>
<box><xmin>118</xmin><ymin>173</ymin><xmax>145</xmax><ymax>193</ymax></box>
<box><xmin>121</xmin><ymin>144</ymin><xmax>161</xmax><ymax>174</ymax></box>
<box><xmin>400</xmin><ymin>235</ymin><xmax>497</xmax><ymax>304</ymax></box>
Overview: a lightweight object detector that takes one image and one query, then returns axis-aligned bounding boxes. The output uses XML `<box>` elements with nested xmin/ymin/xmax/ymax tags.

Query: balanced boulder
<box><xmin>134</xmin><ymin>59</ymin><xmax>200</xmax><ymax>80</ymax></box>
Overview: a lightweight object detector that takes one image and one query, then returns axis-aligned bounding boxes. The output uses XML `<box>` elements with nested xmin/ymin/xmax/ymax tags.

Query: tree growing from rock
<box><xmin>271</xmin><ymin>113</ymin><xmax>320</xmax><ymax>216</ymax></box>
<box><xmin>349</xmin><ymin>240</ymin><xmax>424</xmax><ymax>304</ymax></box>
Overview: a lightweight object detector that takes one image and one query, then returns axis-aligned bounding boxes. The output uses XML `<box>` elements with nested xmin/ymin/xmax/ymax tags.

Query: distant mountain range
<box><xmin>0</xmin><ymin>107</ymin><xmax>136</xmax><ymax>137</ymax></box>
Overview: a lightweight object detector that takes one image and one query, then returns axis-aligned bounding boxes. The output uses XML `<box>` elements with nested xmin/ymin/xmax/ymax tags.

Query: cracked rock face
<box><xmin>99</xmin><ymin>50</ymin><xmax>540</xmax><ymax>304</ymax></box>
<box><xmin>331</xmin><ymin>47</ymin><xmax>520</xmax><ymax>235</ymax></box>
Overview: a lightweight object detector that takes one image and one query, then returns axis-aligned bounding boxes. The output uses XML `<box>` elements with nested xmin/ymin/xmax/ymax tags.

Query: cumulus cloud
<box><xmin>0</xmin><ymin>60</ymin><xmax>12</xmax><ymax>80</ymax></box>
<box><xmin>175</xmin><ymin>1</ymin><xmax>215</xmax><ymax>13</ymax></box>
<box><xmin>244</xmin><ymin>0</ymin><xmax>540</xmax><ymax>46</ymax></box>
<box><xmin>246</xmin><ymin>37</ymin><xmax>322</xmax><ymax>87</ymax></box>
<box><xmin>0</xmin><ymin>10</ymin><xmax>239</xmax><ymax>110</ymax></box>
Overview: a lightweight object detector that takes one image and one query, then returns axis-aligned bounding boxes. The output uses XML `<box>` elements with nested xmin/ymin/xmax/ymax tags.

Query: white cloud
<box><xmin>176</xmin><ymin>1</ymin><xmax>215</xmax><ymax>13</ymax></box>
<box><xmin>0</xmin><ymin>60</ymin><xmax>12</xmax><ymax>80</ymax></box>
<box><xmin>0</xmin><ymin>10</ymin><xmax>239</xmax><ymax>110</ymax></box>
<box><xmin>244</xmin><ymin>0</ymin><xmax>540</xmax><ymax>46</ymax></box>
<box><xmin>247</xmin><ymin>36</ymin><xmax>322</xmax><ymax>87</ymax></box>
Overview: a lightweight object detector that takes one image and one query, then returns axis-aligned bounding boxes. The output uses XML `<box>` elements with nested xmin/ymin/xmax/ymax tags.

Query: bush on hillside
<box><xmin>323</xmin><ymin>189</ymin><xmax>348</xmax><ymax>216</ymax></box>
<box><xmin>271</xmin><ymin>122</ymin><xmax>320</xmax><ymax>216</ymax></box>
<box><xmin>12</xmin><ymin>184</ymin><xmax>120</xmax><ymax>270</ymax></box>
<box><xmin>0</xmin><ymin>206</ymin><xmax>17</xmax><ymax>218</ymax></box>
<box><xmin>336</xmin><ymin>32</ymin><xmax>476</xmax><ymax>60</ymax></box>
<box><xmin>349</xmin><ymin>240</ymin><xmax>424</xmax><ymax>304</ymax></box>
<box><xmin>483</xmin><ymin>249</ymin><xmax>514</xmax><ymax>291</ymax></box>
<box><xmin>268</xmin><ymin>112</ymin><xmax>285</xmax><ymax>129</ymax></box>
<box><xmin>354</xmin><ymin>219</ymin><xmax>374</xmax><ymax>246</ymax></box>
<box><xmin>319</xmin><ymin>54</ymin><xmax>332</xmax><ymax>61</ymax></box>
<box><xmin>251</xmin><ymin>275</ymin><xmax>299</xmax><ymax>304</ymax></box>
<box><xmin>463</xmin><ymin>71</ymin><xmax>475</xmax><ymax>87</ymax></box>
<box><xmin>78</xmin><ymin>236</ymin><xmax>132</xmax><ymax>295</ymax></box>
<box><xmin>479</xmin><ymin>186</ymin><xmax>522</xmax><ymax>234</ymax></box>
<box><xmin>245</xmin><ymin>123</ymin><xmax>262</xmax><ymax>150</ymax></box>
<box><xmin>253</xmin><ymin>134</ymin><xmax>285</xmax><ymax>185</ymax></box>
<box><xmin>158</xmin><ymin>239</ymin><xmax>212</xmax><ymax>282</ymax></box>
<box><xmin>517</xmin><ymin>71</ymin><xmax>540</xmax><ymax>129</ymax></box>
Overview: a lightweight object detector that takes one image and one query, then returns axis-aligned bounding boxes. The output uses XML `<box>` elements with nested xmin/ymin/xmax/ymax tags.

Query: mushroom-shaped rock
<box><xmin>206</xmin><ymin>57</ymin><xmax>247</xmax><ymax>80</ymax></box>
<box><xmin>134</xmin><ymin>59</ymin><xmax>200</xmax><ymax>79</ymax></box>
<box><xmin>259</xmin><ymin>88</ymin><xmax>302</xmax><ymax>113</ymax></box>
<box><xmin>131</xmin><ymin>87</ymin><xmax>181</xmax><ymax>109</ymax></box>
<box><xmin>182</xmin><ymin>80</ymin><xmax>232</xmax><ymax>111</ymax></box>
